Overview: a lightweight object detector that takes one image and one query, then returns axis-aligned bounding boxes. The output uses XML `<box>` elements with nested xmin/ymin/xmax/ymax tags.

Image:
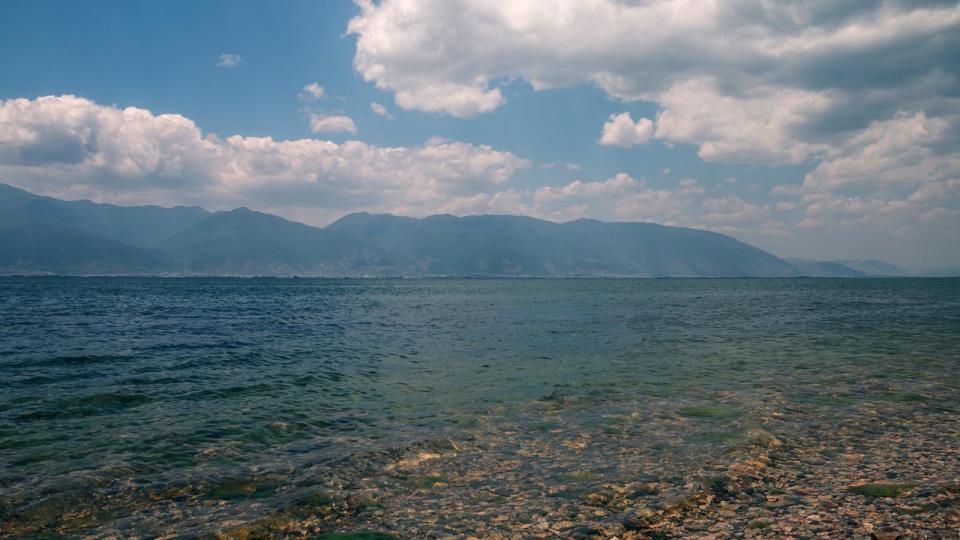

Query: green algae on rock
<box><xmin>848</xmin><ymin>482</ymin><xmax>917</xmax><ymax>498</ymax></box>
<box><xmin>677</xmin><ymin>404</ymin><xmax>742</xmax><ymax>419</ymax></box>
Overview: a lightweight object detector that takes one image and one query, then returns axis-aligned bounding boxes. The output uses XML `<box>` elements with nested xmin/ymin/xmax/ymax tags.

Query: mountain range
<box><xmin>0</xmin><ymin>183</ymin><xmax>932</xmax><ymax>277</ymax></box>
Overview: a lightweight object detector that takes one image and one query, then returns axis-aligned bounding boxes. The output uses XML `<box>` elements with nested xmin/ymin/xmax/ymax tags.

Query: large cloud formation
<box><xmin>0</xmin><ymin>95</ymin><xmax>712</xmax><ymax>225</ymax></box>
<box><xmin>349</xmin><ymin>0</ymin><xmax>960</xmax><ymax>162</ymax></box>
<box><xmin>0</xmin><ymin>95</ymin><xmax>700</xmax><ymax>225</ymax></box>
<box><xmin>0</xmin><ymin>95</ymin><xmax>529</xmax><ymax>223</ymax></box>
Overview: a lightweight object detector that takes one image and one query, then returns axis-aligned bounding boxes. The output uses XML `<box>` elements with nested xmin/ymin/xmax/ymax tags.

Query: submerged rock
<box><xmin>847</xmin><ymin>483</ymin><xmax>916</xmax><ymax>498</ymax></box>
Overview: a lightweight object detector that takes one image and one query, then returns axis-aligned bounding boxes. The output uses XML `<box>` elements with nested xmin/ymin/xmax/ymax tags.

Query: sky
<box><xmin>0</xmin><ymin>0</ymin><xmax>958</xmax><ymax>269</ymax></box>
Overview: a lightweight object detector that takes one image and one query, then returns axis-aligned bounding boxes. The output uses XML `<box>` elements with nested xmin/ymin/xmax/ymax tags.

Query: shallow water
<box><xmin>1</xmin><ymin>277</ymin><xmax>958</xmax><ymax>536</ymax></box>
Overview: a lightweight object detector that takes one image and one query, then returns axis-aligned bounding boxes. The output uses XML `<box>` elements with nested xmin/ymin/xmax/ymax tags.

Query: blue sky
<box><xmin>0</xmin><ymin>0</ymin><xmax>958</xmax><ymax>268</ymax></box>
<box><xmin>0</xmin><ymin>0</ymin><xmax>741</xmax><ymax>188</ymax></box>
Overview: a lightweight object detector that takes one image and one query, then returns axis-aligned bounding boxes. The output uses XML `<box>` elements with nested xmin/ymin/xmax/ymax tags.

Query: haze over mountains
<box><xmin>0</xmin><ymin>183</ymin><xmax>932</xmax><ymax>277</ymax></box>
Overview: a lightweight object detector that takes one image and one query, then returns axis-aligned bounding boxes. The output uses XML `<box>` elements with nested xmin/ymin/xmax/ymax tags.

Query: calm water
<box><xmin>1</xmin><ymin>277</ymin><xmax>959</xmax><ymax>536</ymax></box>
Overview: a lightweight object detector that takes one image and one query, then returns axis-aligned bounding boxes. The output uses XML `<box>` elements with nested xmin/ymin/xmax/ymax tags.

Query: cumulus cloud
<box><xmin>0</xmin><ymin>95</ymin><xmax>529</xmax><ymax>221</ymax></box>
<box><xmin>300</xmin><ymin>83</ymin><xmax>326</xmax><ymax>100</ymax></box>
<box><xmin>433</xmin><ymin>172</ymin><xmax>699</xmax><ymax>225</ymax></box>
<box><xmin>599</xmin><ymin>112</ymin><xmax>654</xmax><ymax>147</ymax></box>
<box><xmin>908</xmin><ymin>179</ymin><xmax>960</xmax><ymax>204</ymax></box>
<box><xmin>534</xmin><ymin>173</ymin><xmax>642</xmax><ymax>205</ymax></box>
<box><xmin>443</xmin><ymin>172</ymin><xmax>748</xmax><ymax>227</ymax></box>
<box><xmin>370</xmin><ymin>101</ymin><xmax>394</xmax><ymax>119</ymax></box>
<box><xmin>216</xmin><ymin>54</ymin><xmax>242</xmax><ymax>69</ymax></box>
<box><xmin>766</xmin><ymin>110</ymin><xmax>960</xmax><ymax>261</ymax></box>
<box><xmin>308</xmin><ymin>114</ymin><xmax>358</xmax><ymax>135</ymax></box>
<box><xmin>653</xmin><ymin>79</ymin><xmax>832</xmax><ymax>164</ymax></box>
<box><xmin>802</xmin><ymin>112</ymin><xmax>960</xmax><ymax>192</ymax></box>
<box><xmin>348</xmin><ymin>0</ymin><xmax>960</xmax><ymax>165</ymax></box>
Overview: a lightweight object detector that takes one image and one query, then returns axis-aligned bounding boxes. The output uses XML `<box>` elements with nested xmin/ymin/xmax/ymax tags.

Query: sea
<box><xmin>1</xmin><ymin>277</ymin><xmax>958</xmax><ymax>536</ymax></box>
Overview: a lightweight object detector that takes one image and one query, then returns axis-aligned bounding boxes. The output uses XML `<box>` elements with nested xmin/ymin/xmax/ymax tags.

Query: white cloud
<box><xmin>678</xmin><ymin>178</ymin><xmax>705</xmax><ymax>195</ymax></box>
<box><xmin>216</xmin><ymin>54</ymin><xmax>242</xmax><ymax>69</ymax></box>
<box><xmin>540</xmin><ymin>162</ymin><xmax>581</xmax><ymax>171</ymax></box>
<box><xmin>308</xmin><ymin>114</ymin><xmax>357</xmax><ymax>135</ymax></box>
<box><xmin>533</xmin><ymin>173</ymin><xmax>642</xmax><ymax>205</ymax></box>
<box><xmin>653</xmin><ymin>79</ymin><xmax>832</xmax><ymax>164</ymax></box>
<box><xmin>599</xmin><ymin>112</ymin><xmax>654</xmax><ymax>148</ymax></box>
<box><xmin>300</xmin><ymin>83</ymin><xmax>326</xmax><ymax>100</ymax></box>
<box><xmin>770</xmin><ymin>184</ymin><xmax>804</xmax><ymax>197</ymax></box>
<box><xmin>370</xmin><ymin>101</ymin><xmax>394</xmax><ymax>119</ymax></box>
<box><xmin>0</xmin><ymin>95</ymin><xmax>529</xmax><ymax>222</ymax></box>
<box><xmin>436</xmin><ymin>172</ymin><xmax>696</xmax><ymax>225</ymax></box>
<box><xmin>908</xmin><ymin>179</ymin><xmax>960</xmax><ymax>204</ymax></box>
<box><xmin>802</xmin><ymin>112</ymin><xmax>960</xmax><ymax>192</ymax></box>
<box><xmin>348</xmin><ymin>0</ymin><xmax>960</xmax><ymax>166</ymax></box>
<box><xmin>612</xmin><ymin>188</ymin><xmax>691</xmax><ymax>225</ymax></box>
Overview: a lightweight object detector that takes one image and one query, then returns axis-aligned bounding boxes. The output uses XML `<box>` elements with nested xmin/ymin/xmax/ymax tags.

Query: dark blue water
<box><xmin>1</xmin><ymin>277</ymin><xmax>958</xmax><ymax>536</ymax></box>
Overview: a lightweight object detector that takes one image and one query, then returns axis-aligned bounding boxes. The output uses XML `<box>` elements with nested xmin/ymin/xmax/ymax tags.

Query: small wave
<box><xmin>16</xmin><ymin>393</ymin><xmax>152</xmax><ymax>422</ymax></box>
<box><xmin>22</xmin><ymin>354</ymin><xmax>134</xmax><ymax>367</ymax></box>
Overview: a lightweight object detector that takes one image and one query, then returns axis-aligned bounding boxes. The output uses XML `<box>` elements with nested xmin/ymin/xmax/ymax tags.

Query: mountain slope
<box><xmin>328</xmin><ymin>212</ymin><xmax>798</xmax><ymax>277</ymax></box>
<box><xmin>0</xmin><ymin>224</ymin><xmax>173</xmax><ymax>274</ymax></box>
<box><xmin>0</xmin><ymin>183</ymin><xmax>209</xmax><ymax>248</ymax></box>
<box><xmin>159</xmin><ymin>208</ymin><xmax>366</xmax><ymax>275</ymax></box>
<box><xmin>833</xmin><ymin>259</ymin><xmax>908</xmax><ymax>276</ymax></box>
<box><xmin>559</xmin><ymin>219</ymin><xmax>797</xmax><ymax>277</ymax></box>
<box><xmin>786</xmin><ymin>258</ymin><xmax>866</xmax><ymax>277</ymax></box>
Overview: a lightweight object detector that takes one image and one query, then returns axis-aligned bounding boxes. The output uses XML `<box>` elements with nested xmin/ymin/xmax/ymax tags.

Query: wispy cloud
<box><xmin>370</xmin><ymin>101</ymin><xmax>394</xmax><ymax>120</ymax></box>
<box><xmin>540</xmin><ymin>162</ymin><xmax>580</xmax><ymax>171</ymax></box>
<box><xmin>216</xmin><ymin>53</ymin><xmax>242</xmax><ymax>69</ymax></box>
<box><xmin>308</xmin><ymin>113</ymin><xmax>357</xmax><ymax>135</ymax></box>
<box><xmin>300</xmin><ymin>82</ymin><xmax>326</xmax><ymax>100</ymax></box>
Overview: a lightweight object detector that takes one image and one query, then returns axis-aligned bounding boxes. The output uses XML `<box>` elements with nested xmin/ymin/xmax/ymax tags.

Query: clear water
<box><xmin>1</xmin><ymin>277</ymin><xmax>958</xmax><ymax>536</ymax></box>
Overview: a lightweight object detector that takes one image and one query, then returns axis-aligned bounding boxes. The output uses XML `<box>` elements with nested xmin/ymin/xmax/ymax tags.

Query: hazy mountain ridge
<box><xmin>0</xmin><ymin>183</ymin><xmax>210</xmax><ymax>248</ymax></box>
<box><xmin>785</xmin><ymin>258</ymin><xmax>866</xmax><ymax>278</ymax></box>
<box><xmin>0</xmin><ymin>223</ymin><xmax>175</xmax><ymax>274</ymax></box>
<box><xmin>832</xmin><ymin>259</ymin><xmax>908</xmax><ymax>276</ymax></box>
<box><xmin>159</xmin><ymin>208</ymin><xmax>368</xmax><ymax>275</ymax></box>
<box><xmin>0</xmin><ymin>183</ymin><xmax>938</xmax><ymax>277</ymax></box>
